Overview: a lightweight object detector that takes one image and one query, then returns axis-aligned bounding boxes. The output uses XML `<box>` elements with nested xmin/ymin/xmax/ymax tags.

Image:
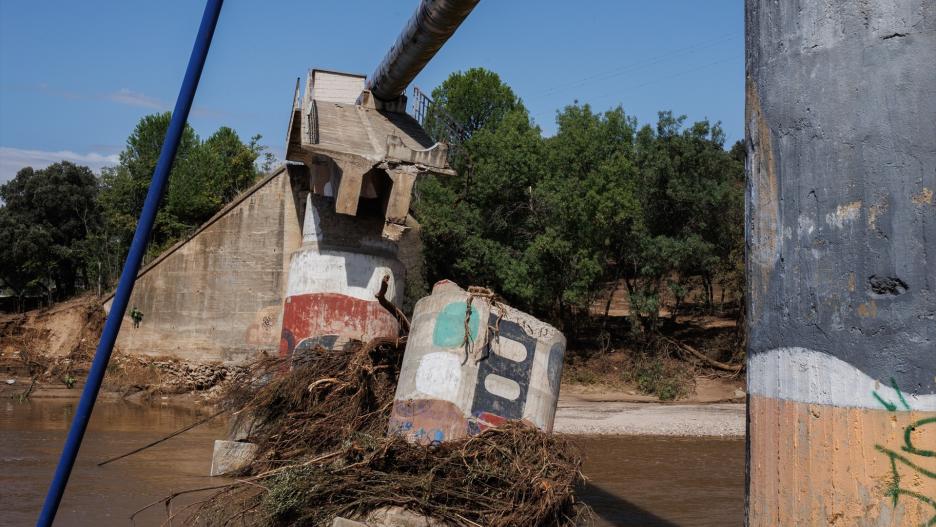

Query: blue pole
<box><xmin>36</xmin><ymin>1</ymin><xmax>224</xmax><ymax>524</ymax></box>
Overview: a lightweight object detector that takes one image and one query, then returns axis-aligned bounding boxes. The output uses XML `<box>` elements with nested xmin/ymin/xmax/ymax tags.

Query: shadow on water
<box><xmin>572</xmin><ymin>435</ymin><xmax>745</xmax><ymax>527</ymax></box>
<box><xmin>580</xmin><ymin>482</ymin><xmax>682</xmax><ymax>526</ymax></box>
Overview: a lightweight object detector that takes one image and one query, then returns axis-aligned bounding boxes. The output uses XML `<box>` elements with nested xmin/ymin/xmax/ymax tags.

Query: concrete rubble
<box><xmin>209</xmin><ymin>440</ymin><xmax>258</xmax><ymax>477</ymax></box>
<box><xmin>332</xmin><ymin>507</ymin><xmax>449</xmax><ymax>527</ymax></box>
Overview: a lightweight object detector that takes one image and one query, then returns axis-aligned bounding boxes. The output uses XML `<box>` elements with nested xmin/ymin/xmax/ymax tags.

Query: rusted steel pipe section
<box><xmin>366</xmin><ymin>0</ymin><xmax>480</xmax><ymax>101</ymax></box>
<box><xmin>745</xmin><ymin>0</ymin><xmax>935</xmax><ymax>525</ymax></box>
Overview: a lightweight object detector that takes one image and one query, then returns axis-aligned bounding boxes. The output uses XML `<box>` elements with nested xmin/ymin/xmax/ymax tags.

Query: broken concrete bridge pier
<box><xmin>389</xmin><ymin>281</ymin><xmax>566</xmax><ymax>443</ymax></box>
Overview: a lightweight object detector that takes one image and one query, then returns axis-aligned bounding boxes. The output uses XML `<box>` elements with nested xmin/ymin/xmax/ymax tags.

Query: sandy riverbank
<box><xmin>554</xmin><ymin>392</ymin><xmax>745</xmax><ymax>437</ymax></box>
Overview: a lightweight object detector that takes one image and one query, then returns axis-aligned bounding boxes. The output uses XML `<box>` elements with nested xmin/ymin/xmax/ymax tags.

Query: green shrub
<box><xmin>629</xmin><ymin>354</ymin><xmax>693</xmax><ymax>401</ymax></box>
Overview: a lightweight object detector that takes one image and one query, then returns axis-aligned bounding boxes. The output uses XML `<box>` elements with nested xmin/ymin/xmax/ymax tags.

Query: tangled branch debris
<box><xmin>155</xmin><ymin>339</ymin><xmax>587</xmax><ymax>527</ymax></box>
<box><xmin>659</xmin><ymin>336</ymin><xmax>743</xmax><ymax>373</ymax></box>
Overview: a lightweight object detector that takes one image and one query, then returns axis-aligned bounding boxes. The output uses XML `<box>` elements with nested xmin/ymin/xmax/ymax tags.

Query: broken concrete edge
<box><xmin>210</xmin><ymin>440</ymin><xmax>258</xmax><ymax>477</ymax></box>
<box><xmin>289</xmin><ymin>147</ymin><xmax>446</xmax><ymax>240</ymax></box>
<box><xmin>332</xmin><ymin>506</ymin><xmax>450</xmax><ymax>527</ymax></box>
<box><xmin>101</xmin><ymin>164</ymin><xmax>291</xmax><ymax>303</ymax></box>
<box><xmin>390</xmin><ymin>279</ymin><xmax>566</xmax><ymax>444</ymax></box>
<box><xmin>284</xmin><ymin>68</ymin><xmax>456</xmax><ymax>238</ymax></box>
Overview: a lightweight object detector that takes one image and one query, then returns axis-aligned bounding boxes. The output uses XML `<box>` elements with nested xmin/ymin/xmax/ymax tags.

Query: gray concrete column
<box><xmin>745</xmin><ymin>0</ymin><xmax>935</xmax><ymax>524</ymax></box>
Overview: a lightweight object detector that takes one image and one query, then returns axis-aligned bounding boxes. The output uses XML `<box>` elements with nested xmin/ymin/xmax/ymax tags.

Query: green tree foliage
<box><xmin>414</xmin><ymin>69</ymin><xmax>744</xmax><ymax>333</ymax></box>
<box><xmin>99</xmin><ymin>113</ymin><xmax>270</xmax><ymax>260</ymax></box>
<box><xmin>0</xmin><ymin>162</ymin><xmax>100</xmax><ymax>304</ymax></box>
<box><xmin>1</xmin><ymin>113</ymin><xmax>271</xmax><ymax>308</ymax></box>
<box><xmin>425</xmin><ymin>67</ymin><xmax>522</xmax><ymax>141</ymax></box>
<box><xmin>414</xmin><ymin>69</ymin><xmax>545</xmax><ymax>308</ymax></box>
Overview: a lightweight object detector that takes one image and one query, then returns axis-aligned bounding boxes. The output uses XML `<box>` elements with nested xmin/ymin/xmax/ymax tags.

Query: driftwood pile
<box><xmin>158</xmin><ymin>339</ymin><xmax>587</xmax><ymax>527</ymax></box>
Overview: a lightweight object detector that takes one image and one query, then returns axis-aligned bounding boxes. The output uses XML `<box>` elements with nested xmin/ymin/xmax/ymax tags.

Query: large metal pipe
<box><xmin>367</xmin><ymin>0</ymin><xmax>480</xmax><ymax>101</ymax></box>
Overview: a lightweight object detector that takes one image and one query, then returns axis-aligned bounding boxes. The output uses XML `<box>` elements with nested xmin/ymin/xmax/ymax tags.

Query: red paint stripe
<box><xmin>279</xmin><ymin>293</ymin><xmax>398</xmax><ymax>357</ymax></box>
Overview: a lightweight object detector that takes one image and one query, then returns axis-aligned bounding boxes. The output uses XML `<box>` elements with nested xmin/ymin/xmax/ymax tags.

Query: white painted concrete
<box><xmin>285</xmin><ymin>249</ymin><xmax>403</xmax><ymax>305</ymax></box>
<box><xmin>415</xmin><ymin>352</ymin><xmax>461</xmax><ymax>399</ymax></box>
<box><xmin>393</xmin><ymin>281</ymin><xmax>566</xmax><ymax>434</ymax></box>
<box><xmin>311</xmin><ymin>70</ymin><xmax>365</xmax><ymax>105</ymax></box>
<box><xmin>748</xmin><ymin>347</ymin><xmax>936</xmax><ymax>410</ymax></box>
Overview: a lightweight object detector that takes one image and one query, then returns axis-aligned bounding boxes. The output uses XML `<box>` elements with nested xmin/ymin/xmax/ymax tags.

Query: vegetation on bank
<box><xmin>415</xmin><ymin>68</ymin><xmax>745</xmax><ymax>337</ymax></box>
<box><xmin>0</xmin><ymin>113</ymin><xmax>272</xmax><ymax>308</ymax></box>
<box><xmin>0</xmin><ymin>68</ymin><xmax>745</xmax><ymax>398</ymax></box>
<box><xmin>414</xmin><ymin>69</ymin><xmax>746</xmax><ymax>396</ymax></box>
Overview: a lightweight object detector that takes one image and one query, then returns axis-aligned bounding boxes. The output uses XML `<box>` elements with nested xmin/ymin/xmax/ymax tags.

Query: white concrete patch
<box><xmin>302</xmin><ymin>194</ymin><xmax>323</xmax><ymax>243</ymax></box>
<box><xmin>797</xmin><ymin>213</ymin><xmax>815</xmax><ymax>237</ymax></box>
<box><xmin>824</xmin><ymin>201</ymin><xmax>861</xmax><ymax>229</ymax></box>
<box><xmin>285</xmin><ymin>249</ymin><xmax>400</xmax><ymax>302</ymax></box>
<box><xmin>483</xmin><ymin>374</ymin><xmax>521</xmax><ymax>401</ymax></box>
<box><xmin>493</xmin><ymin>337</ymin><xmax>528</xmax><ymax>362</ymax></box>
<box><xmin>415</xmin><ymin>352</ymin><xmax>461</xmax><ymax>399</ymax></box>
<box><xmin>748</xmin><ymin>347</ymin><xmax>936</xmax><ymax>410</ymax></box>
<box><xmin>210</xmin><ymin>440</ymin><xmax>258</xmax><ymax>476</ymax></box>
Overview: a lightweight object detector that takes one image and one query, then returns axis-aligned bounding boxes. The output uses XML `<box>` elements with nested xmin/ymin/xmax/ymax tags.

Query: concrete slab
<box><xmin>209</xmin><ymin>440</ymin><xmax>258</xmax><ymax>476</ymax></box>
<box><xmin>331</xmin><ymin>519</ymin><xmax>368</xmax><ymax>527</ymax></box>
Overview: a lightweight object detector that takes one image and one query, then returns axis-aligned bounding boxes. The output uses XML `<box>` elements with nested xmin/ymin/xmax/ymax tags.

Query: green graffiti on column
<box><xmin>873</xmin><ymin>379</ymin><xmax>936</xmax><ymax>526</ymax></box>
<box><xmin>873</xmin><ymin>377</ymin><xmax>912</xmax><ymax>412</ymax></box>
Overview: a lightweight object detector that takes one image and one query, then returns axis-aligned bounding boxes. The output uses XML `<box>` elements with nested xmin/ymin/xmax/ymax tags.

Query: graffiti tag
<box><xmin>874</xmin><ymin>378</ymin><xmax>936</xmax><ymax>526</ymax></box>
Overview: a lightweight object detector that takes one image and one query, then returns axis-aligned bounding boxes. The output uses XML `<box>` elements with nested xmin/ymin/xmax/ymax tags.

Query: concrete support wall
<box><xmin>745</xmin><ymin>1</ymin><xmax>935</xmax><ymax>525</ymax></box>
<box><xmin>278</xmin><ymin>160</ymin><xmax>405</xmax><ymax>359</ymax></box>
<box><xmin>106</xmin><ymin>165</ymin><xmax>306</xmax><ymax>363</ymax></box>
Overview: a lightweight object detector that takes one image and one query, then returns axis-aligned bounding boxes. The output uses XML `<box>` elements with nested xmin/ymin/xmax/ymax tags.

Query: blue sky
<box><xmin>0</xmin><ymin>0</ymin><xmax>744</xmax><ymax>183</ymax></box>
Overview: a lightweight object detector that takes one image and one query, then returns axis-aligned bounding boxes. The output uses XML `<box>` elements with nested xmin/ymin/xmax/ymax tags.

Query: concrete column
<box><xmin>745</xmin><ymin>1</ymin><xmax>935</xmax><ymax>525</ymax></box>
<box><xmin>278</xmin><ymin>188</ymin><xmax>404</xmax><ymax>359</ymax></box>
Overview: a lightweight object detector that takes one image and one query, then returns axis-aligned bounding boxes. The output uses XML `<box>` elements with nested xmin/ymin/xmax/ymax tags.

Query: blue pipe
<box><xmin>36</xmin><ymin>1</ymin><xmax>224</xmax><ymax>524</ymax></box>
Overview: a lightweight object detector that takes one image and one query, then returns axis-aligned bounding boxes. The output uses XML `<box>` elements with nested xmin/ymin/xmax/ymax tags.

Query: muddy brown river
<box><xmin>1</xmin><ymin>399</ymin><xmax>744</xmax><ymax>526</ymax></box>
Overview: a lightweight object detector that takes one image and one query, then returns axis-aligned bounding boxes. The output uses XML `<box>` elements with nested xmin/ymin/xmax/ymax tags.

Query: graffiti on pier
<box><xmin>873</xmin><ymin>377</ymin><xmax>912</xmax><ymax>412</ymax></box>
<box><xmin>873</xmin><ymin>378</ymin><xmax>936</xmax><ymax>526</ymax></box>
<box><xmin>468</xmin><ymin>316</ymin><xmax>536</xmax><ymax>431</ymax></box>
<box><xmin>390</xmin><ymin>286</ymin><xmax>566</xmax><ymax>443</ymax></box>
<box><xmin>279</xmin><ymin>292</ymin><xmax>398</xmax><ymax>359</ymax></box>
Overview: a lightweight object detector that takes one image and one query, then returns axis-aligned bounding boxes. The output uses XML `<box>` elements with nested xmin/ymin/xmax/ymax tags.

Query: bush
<box><xmin>629</xmin><ymin>352</ymin><xmax>694</xmax><ymax>401</ymax></box>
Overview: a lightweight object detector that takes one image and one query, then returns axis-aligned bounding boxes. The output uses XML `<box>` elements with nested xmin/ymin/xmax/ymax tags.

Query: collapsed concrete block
<box><xmin>364</xmin><ymin>507</ymin><xmax>448</xmax><ymax>527</ymax></box>
<box><xmin>210</xmin><ymin>440</ymin><xmax>258</xmax><ymax>476</ymax></box>
<box><xmin>389</xmin><ymin>280</ymin><xmax>565</xmax><ymax>443</ymax></box>
<box><xmin>331</xmin><ymin>507</ymin><xmax>448</xmax><ymax>527</ymax></box>
<box><xmin>331</xmin><ymin>518</ymin><xmax>368</xmax><ymax>527</ymax></box>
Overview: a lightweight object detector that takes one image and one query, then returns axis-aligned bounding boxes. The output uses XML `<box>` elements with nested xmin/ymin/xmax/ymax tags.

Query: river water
<box><xmin>1</xmin><ymin>399</ymin><xmax>744</xmax><ymax>526</ymax></box>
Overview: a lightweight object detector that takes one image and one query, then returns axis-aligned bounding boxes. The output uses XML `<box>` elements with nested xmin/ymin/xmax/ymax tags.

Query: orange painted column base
<box><xmin>748</xmin><ymin>395</ymin><xmax>936</xmax><ymax>526</ymax></box>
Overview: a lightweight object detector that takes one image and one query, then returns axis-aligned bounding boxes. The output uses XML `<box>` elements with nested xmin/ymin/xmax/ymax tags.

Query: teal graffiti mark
<box><xmin>432</xmin><ymin>302</ymin><xmax>479</xmax><ymax>348</ymax></box>
<box><xmin>904</xmin><ymin>417</ymin><xmax>936</xmax><ymax>459</ymax></box>
<box><xmin>874</xmin><ymin>392</ymin><xmax>898</xmax><ymax>411</ymax></box>
<box><xmin>873</xmin><ymin>380</ymin><xmax>935</xmax><ymax>526</ymax></box>
<box><xmin>873</xmin><ymin>377</ymin><xmax>912</xmax><ymax>412</ymax></box>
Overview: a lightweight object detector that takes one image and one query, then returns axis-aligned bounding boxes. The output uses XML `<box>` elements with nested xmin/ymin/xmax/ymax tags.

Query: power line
<box><xmin>587</xmin><ymin>55</ymin><xmax>742</xmax><ymax>103</ymax></box>
<box><xmin>528</xmin><ymin>31</ymin><xmax>740</xmax><ymax>101</ymax></box>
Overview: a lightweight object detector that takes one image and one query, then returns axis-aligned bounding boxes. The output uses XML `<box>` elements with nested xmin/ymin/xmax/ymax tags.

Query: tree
<box><xmin>99</xmin><ymin>112</ymin><xmax>198</xmax><ymax>255</ymax></box>
<box><xmin>415</xmin><ymin>69</ymin><xmax>745</xmax><ymax>338</ymax></box>
<box><xmin>425</xmin><ymin>67</ymin><xmax>522</xmax><ymax>141</ymax></box>
<box><xmin>0</xmin><ymin>162</ymin><xmax>100</xmax><ymax>303</ymax></box>
<box><xmin>0</xmin><ymin>114</ymin><xmax>269</xmax><ymax>306</ymax></box>
<box><xmin>99</xmin><ymin>113</ymin><xmax>267</xmax><ymax>258</ymax></box>
<box><xmin>628</xmin><ymin>112</ymin><xmax>744</xmax><ymax>324</ymax></box>
<box><xmin>415</xmin><ymin>70</ymin><xmax>546</xmax><ymax>310</ymax></box>
<box><xmin>526</xmin><ymin>104</ymin><xmax>642</xmax><ymax>325</ymax></box>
